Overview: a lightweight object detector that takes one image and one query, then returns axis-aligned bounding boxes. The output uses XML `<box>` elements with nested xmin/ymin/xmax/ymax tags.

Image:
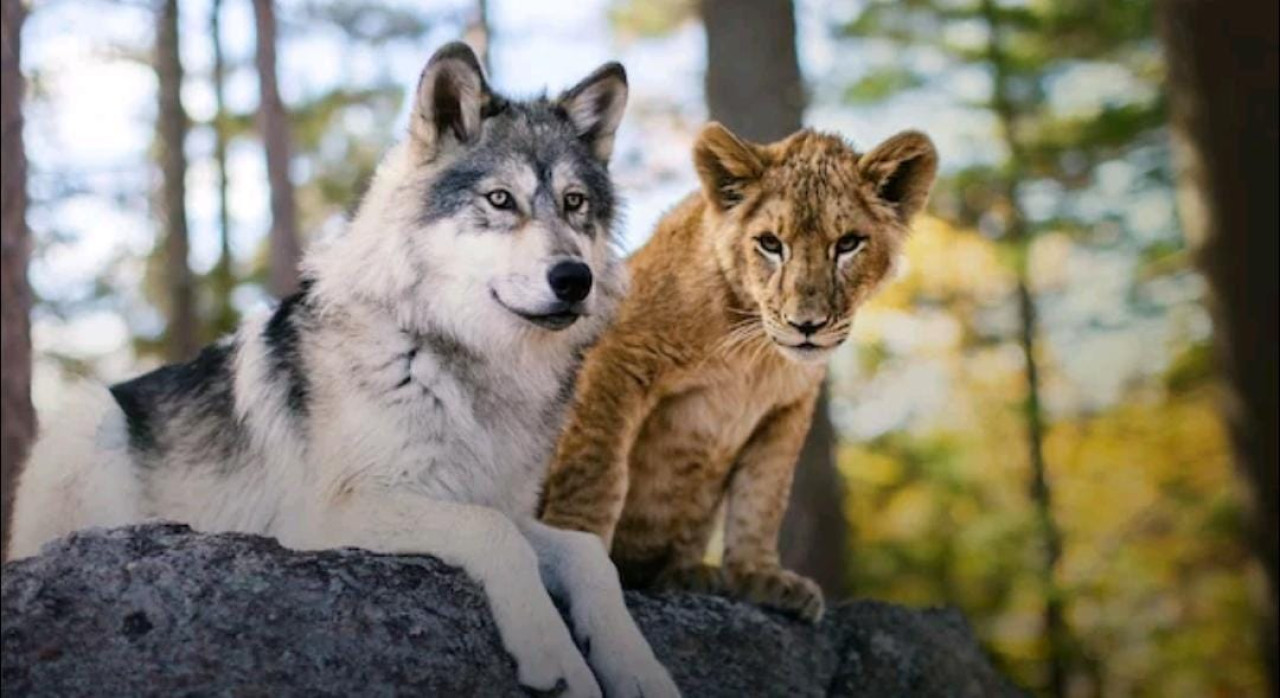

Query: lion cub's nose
<box><xmin>787</xmin><ymin>316</ymin><xmax>829</xmax><ymax>336</ymax></box>
<box><xmin>548</xmin><ymin>260</ymin><xmax>594</xmax><ymax>303</ymax></box>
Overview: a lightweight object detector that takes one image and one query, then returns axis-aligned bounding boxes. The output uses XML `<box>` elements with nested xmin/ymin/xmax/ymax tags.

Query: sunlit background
<box><xmin>11</xmin><ymin>0</ymin><xmax>1268</xmax><ymax>695</ymax></box>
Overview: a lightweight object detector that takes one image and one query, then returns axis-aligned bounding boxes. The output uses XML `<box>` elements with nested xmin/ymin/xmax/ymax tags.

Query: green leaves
<box><xmin>843</xmin><ymin>67</ymin><xmax>926</xmax><ymax>104</ymax></box>
<box><xmin>608</xmin><ymin>0</ymin><xmax>696</xmax><ymax>39</ymax></box>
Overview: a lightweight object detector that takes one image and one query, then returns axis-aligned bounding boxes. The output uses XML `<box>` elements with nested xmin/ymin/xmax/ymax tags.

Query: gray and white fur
<box><xmin>9</xmin><ymin>43</ymin><xmax>678</xmax><ymax>698</ymax></box>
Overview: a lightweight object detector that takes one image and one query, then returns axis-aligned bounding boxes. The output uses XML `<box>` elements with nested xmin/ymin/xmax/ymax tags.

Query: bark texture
<box><xmin>155</xmin><ymin>0</ymin><xmax>198</xmax><ymax>361</ymax></box>
<box><xmin>208</xmin><ymin>0</ymin><xmax>237</xmax><ymax>338</ymax></box>
<box><xmin>1158</xmin><ymin>2</ymin><xmax>1279</xmax><ymax>694</ymax></box>
<box><xmin>253</xmin><ymin>0</ymin><xmax>301</xmax><ymax>299</ymax></box>
<box><xmin>0</xmin><ymin>0</ymin><xmax>34</xmax><ymax>562</ymax></box>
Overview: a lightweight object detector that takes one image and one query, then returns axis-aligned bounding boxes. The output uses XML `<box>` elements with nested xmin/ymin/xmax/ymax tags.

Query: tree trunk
<box><xmin>1159</xmin><ymin>2</ymin><xmax>1279</xmax><ymax>694</ymax></box>
<box><xmin>464</xmin><ymin>0</ymin><xmax>491</xmax><ymax>76</ymax></box>
<box><xmin>778</xmin><ymin>383</ymin><xmax>848</xmax><ymax>594</ymax></box>
<box><xmin>702</xmin><ymin>0</ymin><xmax>805</xmax><ymax>143</ymax></box>
<box><xmin>252</xmin><ymin>0</ymin><xmax>301</xmax><ymax>299</ymax></box>
<box><xmin>208</xmin><ymin>0</ymin><xmax>237</xmax><ymax>338</ymax></box>
<box><xmin>700</xmin><ymin>0</ymin><xmax>848</xmax><ymax>598</ymax></box>
<box><xmin>979</xmin><ymin>0</ymin><xmax>1068</xmax><ymax>694</ymax></box>
<box><xmin>1</xmin><ymin>0</ymin><xmax>34</xmax><ymax>562</ymax></box>
<box><xmin>155</xmin><ymin>0</ymin><xmax>198</xmax><ymax>361</ymax></box>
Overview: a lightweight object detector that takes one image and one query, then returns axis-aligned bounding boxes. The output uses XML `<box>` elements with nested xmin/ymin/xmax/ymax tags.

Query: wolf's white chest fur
<box><xmin>305</xmin><ymin>308</ymin><xmax>570</xmax><ymax>519</ymax></box>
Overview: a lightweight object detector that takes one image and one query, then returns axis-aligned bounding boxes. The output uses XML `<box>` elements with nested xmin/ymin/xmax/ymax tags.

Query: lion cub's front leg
<box><xmin>719</xmin><ymin>393</ymin><xmax>825</xmax><ymax>622</ymax></box>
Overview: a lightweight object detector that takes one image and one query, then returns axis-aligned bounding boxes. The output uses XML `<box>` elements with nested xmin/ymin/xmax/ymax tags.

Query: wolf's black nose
<box><xmin>548</xmin><ymin>261</ymin><xmax>593</xmax><ymax>303</ymax></box>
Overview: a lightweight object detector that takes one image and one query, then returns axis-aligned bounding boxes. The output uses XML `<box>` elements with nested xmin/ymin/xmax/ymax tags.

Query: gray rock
<box><xmin>1</xmin><ymin>524</ymin><xmax>1021</xmax><ymax>697</ymax></box>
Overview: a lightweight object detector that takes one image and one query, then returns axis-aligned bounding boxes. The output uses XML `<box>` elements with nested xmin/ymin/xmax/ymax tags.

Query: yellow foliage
<box><xmin>841</xmin><ymin>385</ymin><xmax>1262</xmax><ymax>695</ymax></box>
<box><xmin>834</xmin><ymin>212</ymin><xmax>1261</xmax><ymax>694</ymax></box>
<box><xmin>873</xmin><ymin>215</ymin><xmax>1015</xmax><ymax>311</ymax></box>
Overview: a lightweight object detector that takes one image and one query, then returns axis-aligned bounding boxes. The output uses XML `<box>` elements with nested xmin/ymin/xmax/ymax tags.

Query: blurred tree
<box><xmin>1159</xmin><ymin>1</ymin><xmax>1279</xmax><ymax>694</ymax></box>
<box><xmin>976</xmin><ymin>1</ymin><xmax>1066</xmax><ymax>692</ymax></box>
<box><xmin>135</xmin><ymin>1</ymin><xmax>435</xmax><ymax>342</ymax></box>
<box><xmin>464</xmin><ymin>0</ymin><xmax>491</xmax><ymax>75</ymax></box>
<box><xmin>207</xmin><ymin>0</ymin><xmax>238</xmax><ymax>338</ymax></box>
<box><xmin>840</xmin><ymin>0</ymin><xmax>1177</xmax><ymax>693</ymax></box>
<box><xmin>283</xmin><ymin>2</ymin><xmax>434</xmax><ymax>237</ymax></box>
<box><xmin>155</xmin><ymin>0</ymin><xmax>198</xmax><ymax>361</ymax></box>
<box><xmin>701</xmin><ymin>0</ymin><xmax>849</xmax><ymax>598</ymax></box>
<box><xmin>844</xmin><ymin>217</ymin><xmax>1261</xmax><ymax>696</ymax></box>
<box><xmin>253</xmin><ymin>0</ymin><xmax>301</xmax><ymax>299</ymax></box>
<box><xmin>1</xmin><ymin>0</ymin><xmax>33</xmax><ymax>561</ymax></box>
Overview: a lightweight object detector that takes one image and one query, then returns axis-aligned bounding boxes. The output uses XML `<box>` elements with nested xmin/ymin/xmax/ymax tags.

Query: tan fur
<box><xmin>541</xmin><ymin>124</ymin><xmax>938</xmax><ymax>621</ymax></box>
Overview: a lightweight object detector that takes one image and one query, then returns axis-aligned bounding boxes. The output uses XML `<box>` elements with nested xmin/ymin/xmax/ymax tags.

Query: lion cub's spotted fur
<box><xmin>540</xmin><ymin>123</ymin><xmax>937</xmax><ymax>621</ymax></box>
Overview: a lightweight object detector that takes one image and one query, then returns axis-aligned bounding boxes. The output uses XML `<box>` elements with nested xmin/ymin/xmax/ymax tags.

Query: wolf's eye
<box><xmin>485</xmin><ymin>189</ymin><xmax>515</xmax><ymax>210</ymax></box>
<box><xmin>756</xmin><ymin>233</ymin><xmax>784</xmax><ymax>257</ymax></box>
<box><xmin>836</xmin><ymin>233</ymin><xmax>867</xmax><ymax>256</ymax></box>
<box><xmin>563</xmin><ymin>192</ymin><xmax>586</xmax><ymax>213</ymax></box>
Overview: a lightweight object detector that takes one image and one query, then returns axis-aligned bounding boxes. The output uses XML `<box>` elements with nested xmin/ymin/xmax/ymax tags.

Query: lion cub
<box><xmin>540</xmin><ymin>123</ymin><xmax>937</xmax><ymax>621</ymax></box>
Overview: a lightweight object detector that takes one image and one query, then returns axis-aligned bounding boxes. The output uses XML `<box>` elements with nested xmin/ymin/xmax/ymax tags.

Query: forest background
<box><xmin>0</xmin><ymin>1</ymin><xmax>1275</xmax><ymax>697</ymax></box>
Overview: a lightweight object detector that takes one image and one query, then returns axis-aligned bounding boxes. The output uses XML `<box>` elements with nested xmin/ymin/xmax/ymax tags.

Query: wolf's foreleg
<box><xmin>289</xmin><ymin>493</ymin><xmax>600</xmax><ymax>698</ymax></box>
<box><xmin>520</xmin><ymin>519</ymin><xmax>681</xmax><ymax>698</ymax></box>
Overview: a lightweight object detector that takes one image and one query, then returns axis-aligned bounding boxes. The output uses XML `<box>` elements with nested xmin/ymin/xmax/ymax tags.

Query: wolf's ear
<box><xmin>859</xmin><ymin>130</ymin><xmax>938</xmax><ymax>223</ymax></box>
<box><xmin>558</xmin><ymin>63</ymin><xmax>628</xmax><ymax>163</ymax></box>
<box><xmin>411</xmin><ymin>42</ymin><xmax>491</xmax><ymax>156</ymax></box>
<box><xmin>694</xmin><ymin>122</ymin><xmax>766</xmax><ymax>211</ymax></box>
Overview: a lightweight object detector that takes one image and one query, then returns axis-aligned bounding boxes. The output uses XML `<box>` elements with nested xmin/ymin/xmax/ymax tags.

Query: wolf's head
<box><xmin>311</xmin><ymin>43</ymin><xmax>628</xmax><ymax>350</ymax></box>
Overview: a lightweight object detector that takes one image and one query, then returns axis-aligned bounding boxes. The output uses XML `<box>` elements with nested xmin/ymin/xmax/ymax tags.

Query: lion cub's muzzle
<box><xmin>763</xmin><ymin>310</ymin><xmax>850</xmax><ymax>363</ymax></box>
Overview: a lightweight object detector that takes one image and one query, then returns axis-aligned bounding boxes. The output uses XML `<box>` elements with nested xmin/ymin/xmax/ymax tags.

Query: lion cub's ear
<box><xmin>411</xmin><ymin>42</ymin><xmax>492</xmax><ymax>157</ymax></box>
<box><xmin>694</xmin><ymin>123</ymin><xmax>766</xmax><ymax>211</ymax></box>
<box><xmin>859</xmin><ymin>131</ymin><xmax>938</xmax><ymax>224</ymax></box>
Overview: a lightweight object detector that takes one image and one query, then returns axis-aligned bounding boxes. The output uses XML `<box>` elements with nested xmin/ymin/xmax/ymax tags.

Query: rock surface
<box><xmin>1</xmin><ymin>524</ymin><xmax>1021</xmax><ymax>697</ymax></box>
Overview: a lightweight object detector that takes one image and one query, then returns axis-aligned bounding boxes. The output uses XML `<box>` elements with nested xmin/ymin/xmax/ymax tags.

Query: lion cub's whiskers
<box><xmin>715</xmin><ymin>317</ymin><xmax>767</xmax><ymax>361</ymax></box>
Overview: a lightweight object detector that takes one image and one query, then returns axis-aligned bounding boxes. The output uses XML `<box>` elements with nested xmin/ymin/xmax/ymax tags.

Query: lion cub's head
<box><xmin>694</xmin><ymin>124</ymin><xmax>938</xmax><ymax>364</ymax></box>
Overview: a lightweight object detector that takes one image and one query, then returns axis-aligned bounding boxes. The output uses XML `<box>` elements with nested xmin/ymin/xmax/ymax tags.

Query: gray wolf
<box><xmin>10</xmin><ymin>42</ymin><xmax>678</xmax><ymax>698</ymax></box>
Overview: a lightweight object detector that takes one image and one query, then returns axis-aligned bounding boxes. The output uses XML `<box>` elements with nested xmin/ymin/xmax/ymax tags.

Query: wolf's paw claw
<box><xmin>514</xmin><ymin>639</ymin><xmax>600</xmax><ymax>698</ymax></box>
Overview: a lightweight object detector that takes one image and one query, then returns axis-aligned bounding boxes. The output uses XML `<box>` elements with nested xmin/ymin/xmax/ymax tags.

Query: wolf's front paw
<box><xmin>585</xmin><ymin>643</ymin><xmax>681</xmax><ymax>698</ymax></box>
<box><xmin>723</xmin><ymin>565</ymin><xmax>824</xmax><ymax>623</ymax></box>
<box><xmin>512</xmin><ymin>636</ymin><xmax>601</xmax><ymax>698</ymax></box>
<box><xmin>571</xmin><ymin>608</ymin><xmax>681</xmax><ymax>698</ymax></box>
<box><xmin>651</xmin><ymin>563</ymin><xmax>725</xmax><ymax>595</ymax></box>
<box><xmin>491</xmin><ymin>587</ymin><xmax>601</xmax><ymax>697</ymax></box>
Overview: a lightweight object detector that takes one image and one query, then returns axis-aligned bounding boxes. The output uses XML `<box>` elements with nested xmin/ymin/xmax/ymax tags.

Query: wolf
<box><xmin>8</xmin><ymin>43</ymin><xmax>679</xmax><ymax>698</ymax></box>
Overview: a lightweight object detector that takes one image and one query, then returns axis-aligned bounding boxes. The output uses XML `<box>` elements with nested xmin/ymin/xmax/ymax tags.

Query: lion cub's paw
<box><xmin>651</xmin><ymin>563</ymin><xmax>726</xmax><ymax>595</ymax></box>
<box><xmin>724</xmin><ymin>566</ymin><xmax>825</xmax><ymax>623</ymax></box>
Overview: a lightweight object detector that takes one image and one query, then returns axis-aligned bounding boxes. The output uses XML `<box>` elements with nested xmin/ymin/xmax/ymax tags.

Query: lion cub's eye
<box><xmin>836</xmin><ymin>233</ymin><xmax>868</xmax><ymax>256</ymax></box>
<box><xmin>756</xmin><ymin>233</ymin><xmax>784</xmax><ymax>257</ymax></box>
<box><xmin>485</xmin><ymin>189</ymin><xmax>516</xmax><ymax>210</ymax></box>
<box><xmin>563</xmin><ymin>192</ymin><xmax>587</xmax><ymax>213</ymax></box>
